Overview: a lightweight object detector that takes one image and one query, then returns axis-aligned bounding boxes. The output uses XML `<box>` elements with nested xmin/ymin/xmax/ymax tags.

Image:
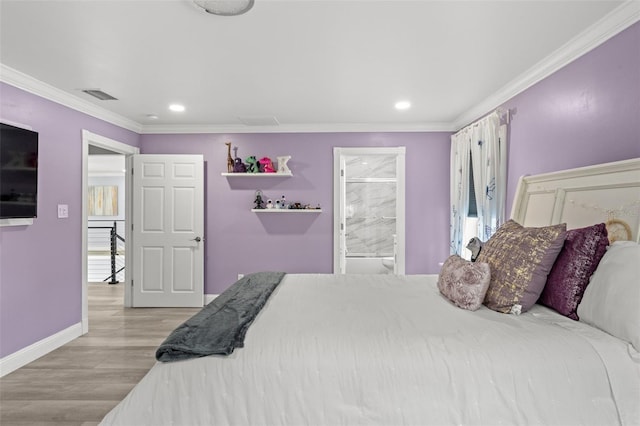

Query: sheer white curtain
<box><xmin>470</xmin><ymin>112</ymin><xmax>508</xmax><ymax>241</ymax></box>
<box><xmin>450</xmin><ymin>110</ymin><xmax>508</xmax><ymax>255</ymax></box>
<box><xmin>449</xmin><ymin>128</ymin><xmax>471</xmax><ymax>255</ymax></box>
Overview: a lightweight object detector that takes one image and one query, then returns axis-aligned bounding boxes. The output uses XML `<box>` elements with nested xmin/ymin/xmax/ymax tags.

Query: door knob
<box><xmin>192</xmin><ymin>237</ymin><xmax>202</xmax><ymax>242</ymax></box>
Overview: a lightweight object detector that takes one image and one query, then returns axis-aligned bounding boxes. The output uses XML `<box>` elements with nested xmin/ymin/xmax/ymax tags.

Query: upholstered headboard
<box><xmin>510</xmin><ymin>158</ymin><xmax>640</xmax><ymax>243</ymax></box>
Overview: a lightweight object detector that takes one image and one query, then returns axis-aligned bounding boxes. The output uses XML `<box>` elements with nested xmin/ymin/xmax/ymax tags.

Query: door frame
<box><xmin>333</xmin><ymin>147</ymin><xmax>406</xmax><ymax>274</ymax></box>
<box><xmin>81</xmin><ymin>130</ymin><xmax>139</xmax><ymax>334</ymax></box>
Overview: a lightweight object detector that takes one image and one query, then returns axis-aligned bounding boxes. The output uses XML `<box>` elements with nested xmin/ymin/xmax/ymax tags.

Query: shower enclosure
<box><xmin>333</xmin><ymin>147</ymin><xmax>405</xmax><ymax>274</ymax></box>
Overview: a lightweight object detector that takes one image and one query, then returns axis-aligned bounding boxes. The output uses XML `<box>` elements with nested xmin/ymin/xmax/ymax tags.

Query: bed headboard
<box><xmin>510</xmin><ymin>158</ymin><xmax>640</xmax><ymax>243</ymax></box>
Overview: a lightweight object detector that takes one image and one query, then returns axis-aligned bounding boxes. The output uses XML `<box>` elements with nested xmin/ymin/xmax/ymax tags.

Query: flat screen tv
<box><xmin>0</xmin><ymin>122</ymin><xmax>39</xmax><ymax>219</ymax></box>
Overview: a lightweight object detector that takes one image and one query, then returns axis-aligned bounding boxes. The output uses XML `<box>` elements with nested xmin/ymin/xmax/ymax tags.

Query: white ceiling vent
<box><xmin>238</xmin><ymin>116</ymin><xmax>279</xmax><ymax>126</ymax></box>
<box><xmin>82</xmin><ymin>89</ymin><xmax>118</xmax><ymax>101</ymax></box>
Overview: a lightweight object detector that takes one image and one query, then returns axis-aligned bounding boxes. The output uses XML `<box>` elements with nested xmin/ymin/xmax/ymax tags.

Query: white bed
<box><xmin>101</xmin><ymin>159</ymin><xmax>640</xmax><ymax>426</ymax></box>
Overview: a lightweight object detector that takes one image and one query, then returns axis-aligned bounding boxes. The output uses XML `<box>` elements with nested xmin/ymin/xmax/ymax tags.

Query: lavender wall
<box><xmin>0</xmin><ymin>82</ymin><xmax>140</xmax><ymax>357</ymax></box>
<box><xmin>501</xmin><ymin>22</ymin><xmax>640</xmax><ymax>211</ymax></box>
<box><xmin>139</xmin><ymin>132</ymin><xmax>452</xmax><ymax>294</ymax></box>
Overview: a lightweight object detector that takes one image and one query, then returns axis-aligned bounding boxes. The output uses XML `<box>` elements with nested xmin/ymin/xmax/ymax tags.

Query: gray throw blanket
<box><xmin>156</xmin><ymin>271</ymin><xmax>286</xmax><ymax>362</ymax></box>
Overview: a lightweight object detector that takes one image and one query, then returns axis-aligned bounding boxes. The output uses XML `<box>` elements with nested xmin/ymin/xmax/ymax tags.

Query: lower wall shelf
<box><xmin>251</xmin><ymin>209</ymin><xmax>322</xmax><ymax>213</ymax></box>
<box><xmin>222</xmin><ymin>172</ymin><xmax>293</xmax><ymax>177</ymax></box>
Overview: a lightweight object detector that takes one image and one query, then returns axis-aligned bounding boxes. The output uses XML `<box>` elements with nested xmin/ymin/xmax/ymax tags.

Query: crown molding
<box><xmin>139</xmin><ymin>121</ymin><xmax>455</xmax><ymax>134</ymax></box>
<box><xmin>0</xmin><ymin>64</ymin><xmax>143</xmax><ymax>134</ymax></box>
<box><xmin>451</xmin><ymin>0</ymin><xmax>640</xmax><ymax>130</ymax></box>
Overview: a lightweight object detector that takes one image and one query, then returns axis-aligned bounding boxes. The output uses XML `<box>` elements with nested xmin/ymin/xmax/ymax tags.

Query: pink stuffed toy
<box><xmin>258</xmin><ymin>157</ymin><xmax>276</xmax><ymax>173</ymax></box>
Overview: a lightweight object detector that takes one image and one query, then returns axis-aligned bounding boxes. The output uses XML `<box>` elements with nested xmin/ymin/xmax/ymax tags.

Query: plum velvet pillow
<box><xmin>539</xmin><ymin>223</ymin><xmax>609</xmax><ymax>320</ymax></box>
<box><xmin>437</xmin><ymin>255</ymin><xmax>491</xmax><ymax>311</ymax></box>
<box><xmin>477</xmin><ymin>220</ymin><xmax>567</xmax><ymax>314</ymax></box>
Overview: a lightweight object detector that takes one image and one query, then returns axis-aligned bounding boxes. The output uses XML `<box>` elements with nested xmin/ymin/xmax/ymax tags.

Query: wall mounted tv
<box><xmin>0</xmin><ymin>122</ymin><xmax>39</xmax><ymax>219</ymax></box>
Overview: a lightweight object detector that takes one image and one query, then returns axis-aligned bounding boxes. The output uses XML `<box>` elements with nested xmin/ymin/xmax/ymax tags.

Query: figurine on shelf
<box><xmin>225</xmin><ymin>142</ymin><xmax>233</xmax><ymax>173</ymax></box>
<box><xmin>233</xmin><ymin>157</ymin><xmax>246</xmax><ymax>173</ymax></box>
<box><xmin>259</xmin><ymin>157</ymin><xmax>276</xmax><ymax>173</ymax></box>
<box><xmin>266</xmin><ymin>199</ymin><xmax>274</xmax><ymax>209</ymax></box>
<box><xmin>254</xmin><ymin>190</ymin><xmax>265</xmax><ymax>209</ymax></box>
<box><xmin>280</xmin><ymin>195</ymin><xmax>287</xmax><ymax>209</ymax></box>
<box><xmin>245</xmin><ymin>156</ymin><xmax>259</xmax><ymax>173</ymax></box>
<box><xmin>233</xmin><ymin>147</ymin><xmax>246</xmax><ymax>172</ymax></box>
<box><xmin>277</xmin><ymin>155</ymin><xmax>291</xmax><ymax>174</ymax></box>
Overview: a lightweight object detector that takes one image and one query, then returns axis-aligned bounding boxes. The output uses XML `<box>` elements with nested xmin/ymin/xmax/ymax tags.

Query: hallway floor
<box><xmin>0</xmin><ymin>283</ymin><xmax>199</xmax><ymax>425</ymax></box>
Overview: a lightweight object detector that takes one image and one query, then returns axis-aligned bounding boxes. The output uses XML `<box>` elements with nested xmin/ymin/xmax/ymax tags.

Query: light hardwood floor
<box><xmin>0</xmin><ymin>283</ymin><xmax>200</xmax><ymax>425</ymax></box>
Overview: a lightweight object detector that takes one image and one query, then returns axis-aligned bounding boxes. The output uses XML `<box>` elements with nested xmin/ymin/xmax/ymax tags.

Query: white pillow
<box><xmin>578</xmin><ymin>241</ymin><xmax>640</xmax><ymax>352</ymax></box>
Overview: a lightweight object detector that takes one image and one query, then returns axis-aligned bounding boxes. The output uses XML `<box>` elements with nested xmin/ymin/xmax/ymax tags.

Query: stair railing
<box><xmin>88</xmin><ymin>220</ymin><xmax>125</xmax><ymax>284</ymax></box>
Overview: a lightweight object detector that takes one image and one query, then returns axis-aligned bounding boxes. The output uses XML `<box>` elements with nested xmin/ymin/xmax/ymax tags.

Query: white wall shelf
<box><xmin>251</xmin><ymin>209</ymin><xmax>322</xmax><ymax>213</ymax></box>
<box><xmin>222</xmin><ymin>172</ymin><xmax>292</xmax><ymax>177</ymax></box>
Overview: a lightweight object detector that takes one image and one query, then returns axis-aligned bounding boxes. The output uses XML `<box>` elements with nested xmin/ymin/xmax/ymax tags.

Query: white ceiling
<box><xmin>1</xmin><ymin>0</ymin><xmax>637</xmax><ymax>133</ymax></box>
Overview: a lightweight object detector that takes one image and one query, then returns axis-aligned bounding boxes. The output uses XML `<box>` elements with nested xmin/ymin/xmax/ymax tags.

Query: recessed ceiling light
<box><xmin>146</xmin><ymin>114</ymin><xmax>159</xmax><ymax>120</ymax></box>
<box><xmin>169</xmin><ymin>104</ymin><xmax>185</xmax><ymax>112</ymax></box>
<box><xmin>395</xmin><ymin>101</ymin><xmax>411</xmax><ymax>110</ymax></box>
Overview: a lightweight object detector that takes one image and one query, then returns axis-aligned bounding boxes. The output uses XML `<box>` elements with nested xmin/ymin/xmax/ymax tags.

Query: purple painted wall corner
<box><xmin>501</xmin><ymin>21</ymin><xmax>640</xmax><ymax>211</ymax></box>
<box><xmin>0</xmin><ymin>82</ymin><xmax>139</xmax><ymax>358</ymax></box>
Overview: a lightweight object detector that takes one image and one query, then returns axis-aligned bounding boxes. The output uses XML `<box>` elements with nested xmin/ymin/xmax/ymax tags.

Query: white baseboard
<box><xmin>1</xmin><ymin>294</ymin><xmax>221</xmax><ymax>377</ymax></box>
<box><xmin>0</xmin><ymin>322</ymin><xmax>83</xmax><ymax>377</ymax></box>
<box><xmin>205</xmin><ymin>294</ymin><xmax>219</xmax><ymax>305</ymax></box>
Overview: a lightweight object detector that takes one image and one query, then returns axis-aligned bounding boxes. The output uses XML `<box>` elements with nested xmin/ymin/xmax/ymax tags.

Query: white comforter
<box><xmin>101</xmin><ymin>274</ymin><xmax>640</xmax><ymax>425</ymax></box>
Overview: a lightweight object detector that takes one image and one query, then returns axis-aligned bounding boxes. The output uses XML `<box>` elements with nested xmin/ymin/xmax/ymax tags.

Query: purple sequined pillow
<box><xmin>539</xmin><ymin>223</ymin><xmax>608</xmax><ymax>320</ymax></box>
<box><xmin>478</xmin><ymin>220</ymin><xmax>567</xmax><ymax>314</ymax></box>
<box><xmin>438</xmin><ymin>255</ymin><xmax>491</xmax><ymax>311</ymax></box>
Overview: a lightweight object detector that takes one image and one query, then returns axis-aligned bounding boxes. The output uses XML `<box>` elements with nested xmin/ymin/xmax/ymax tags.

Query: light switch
<box><xmin>57</xmin><ymin>204</ymin><xmax>69</xmax><ymax>218</ymax></box>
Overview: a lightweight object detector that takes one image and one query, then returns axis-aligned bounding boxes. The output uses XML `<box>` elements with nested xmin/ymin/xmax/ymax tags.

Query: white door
<box><xmin>131</xmin><ymin>154</ymin><xmax>204</xmax><ymax>307</ymax></box>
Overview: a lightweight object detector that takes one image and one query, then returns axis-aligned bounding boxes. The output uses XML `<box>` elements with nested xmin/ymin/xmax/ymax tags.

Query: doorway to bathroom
<box><xmin>333</xmin><ymin>147</ymin><xmax>405</xmax><ymax>274</ymax></box>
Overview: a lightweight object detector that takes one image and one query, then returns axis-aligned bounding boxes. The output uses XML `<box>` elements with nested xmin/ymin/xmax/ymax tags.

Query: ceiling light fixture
<box><xmin>395</xmin><ymin>101</ymin><xmax>411</xmax><ymax>110</ymax></box>
<box><xmin>193</xmin><ymin>0</ymin><xmax>254</xmax><ymax>16</ymax></box>
<box><xmin>169</xmin><ymin>104</ymin><xmax>185</xmax><ymax>112</ymax></box>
